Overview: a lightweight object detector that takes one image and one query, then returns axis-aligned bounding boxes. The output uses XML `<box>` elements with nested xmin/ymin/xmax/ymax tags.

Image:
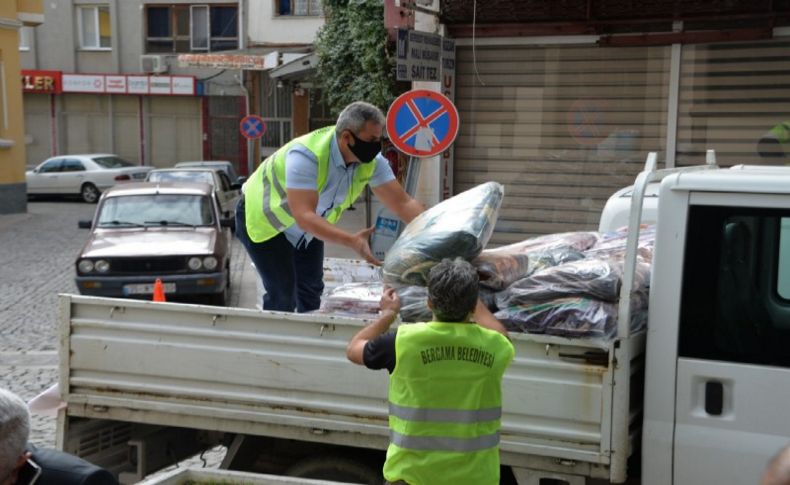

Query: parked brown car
<box><xmin>75</xmin><ymin>182</ymin><xmax>233</xmax><ymax>305</ymax></box>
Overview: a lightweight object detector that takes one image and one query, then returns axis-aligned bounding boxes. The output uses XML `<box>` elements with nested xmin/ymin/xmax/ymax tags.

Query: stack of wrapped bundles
<box><xmin>382</xmin><ymin>182</ymin><xmax>504</xmax><ymax>286</ymax></box>
<box><xmin>494</xmin><ymin>226</ymin><xmax>654</xmax><ymax>339</ymax></box>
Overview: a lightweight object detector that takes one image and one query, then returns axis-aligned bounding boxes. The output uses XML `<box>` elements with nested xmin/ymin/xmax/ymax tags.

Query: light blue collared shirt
<box><xmin>283</xmin><ymin>134</ymin><xmax>395</xmax><ymax>248</ymax></box>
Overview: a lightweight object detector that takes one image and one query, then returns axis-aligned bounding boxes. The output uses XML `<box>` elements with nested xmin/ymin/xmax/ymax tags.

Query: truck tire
<box><xmin>285</xmin><ymin>456</ymin><xmax>382</xmax><ymax>485</ymax></box>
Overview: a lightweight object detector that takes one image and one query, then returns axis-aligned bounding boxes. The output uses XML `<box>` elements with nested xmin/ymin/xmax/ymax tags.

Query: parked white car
<box><xmin>26</xmin><ymin>154</ymin><xmax>152</xmax><ymax>203</ymax></box>
<box><xmin>146</xmin><ymin>167</ymin><xmax>241</xmax><ymax>217</ymax></box>
<box><xmin>175</xmin><ymin>160</ymin><xmax>244</xmax><ymax>184</ymax></box>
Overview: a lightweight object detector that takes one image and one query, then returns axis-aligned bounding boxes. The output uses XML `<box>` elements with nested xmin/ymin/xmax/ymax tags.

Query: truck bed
<box><xmin>57</xmin><ymin>294</ymin><xmax>645</xmax><ymax>481</ymax></box>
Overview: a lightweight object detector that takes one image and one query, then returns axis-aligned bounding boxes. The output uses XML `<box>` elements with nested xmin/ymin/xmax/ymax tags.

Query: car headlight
<box><xmin>203</xmin><ymin>256</ymin><xmax>218</xmax><ymax>271</ymax></box>
<box><xmin>95</xmin><ymin>260</ymin><xmax>110</xmax><ymax>273</ymax></box>
<box><xmin>188</xmin><ymin>257</ymin><xmax>203</xmax><ymax>271</ymax></box>
<box><xmin>78</xmin><ymin>260</ymin><xmax>94</xmax><ymax>273</ymax></box>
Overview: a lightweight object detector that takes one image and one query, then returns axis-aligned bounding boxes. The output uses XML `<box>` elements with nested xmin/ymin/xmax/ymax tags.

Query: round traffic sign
<box><xmin>386</xmin><ymin>90</ymin><xmax>459</xmax><ymax>158</ymax></box>
<box><xmin>240</xmin><ymin>114</ymin><xmax>266</xmax><ymax>140</ymax></box>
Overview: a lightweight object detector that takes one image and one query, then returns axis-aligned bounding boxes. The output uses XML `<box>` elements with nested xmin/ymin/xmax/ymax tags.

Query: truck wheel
<box><xmin>81</xmin><ymin>183</ymin><xmax>100</xmax><ymax>203</ymax></box>
<box><xmin>285</xmin><ymin>456</ymin><xmax>382</xmax><ymax>485</ymax></box>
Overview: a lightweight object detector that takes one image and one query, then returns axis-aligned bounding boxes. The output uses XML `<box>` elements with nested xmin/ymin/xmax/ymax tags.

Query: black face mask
<box><xmin>347</xmin><ymin>131</ymin><xmax>381</xmax><ymax>163</ymax></box>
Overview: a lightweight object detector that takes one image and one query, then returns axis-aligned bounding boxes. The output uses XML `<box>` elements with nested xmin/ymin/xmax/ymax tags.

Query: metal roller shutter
<box><xmin>454</xmin><ymin>44</ymin><xmax>669</xmax><ymax>244</ymax></box>
<box><xmin>677</xmin><ymin>39</ymin><xmax>790</xmax><ymax>167</ymax></box>
<box><xmin>61</xmin><ymin>94</ymin><xmax>110</xmax><ymax>155</ymax></box>
<box><xmin>149</xmin><ymin>96</ymin><xmax>201</xmax><ymax>167</ymax></box>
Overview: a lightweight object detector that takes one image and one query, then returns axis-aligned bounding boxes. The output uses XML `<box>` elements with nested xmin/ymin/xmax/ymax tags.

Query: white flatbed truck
<box><xmin>55</xmin><ymin>153</ymin><xmax>790</xmax><ymax>484</ymax></box>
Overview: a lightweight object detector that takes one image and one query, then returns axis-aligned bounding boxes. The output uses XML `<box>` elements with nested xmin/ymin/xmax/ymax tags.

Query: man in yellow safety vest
<box><xmin>347</xmin><ymin>258</ymin><xmax>515</xmax><ymax>485</ymax></box>
<box><xmin>236</xmin><ymin>101</ymin><xmax>424</xmax><ymax>312</ymax></box>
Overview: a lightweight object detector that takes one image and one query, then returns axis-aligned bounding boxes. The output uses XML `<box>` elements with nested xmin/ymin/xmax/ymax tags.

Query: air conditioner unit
<box><xmin>140</xmin><ymin>55</ymin><xmax>168</xmax><ymax>74</ymax></box>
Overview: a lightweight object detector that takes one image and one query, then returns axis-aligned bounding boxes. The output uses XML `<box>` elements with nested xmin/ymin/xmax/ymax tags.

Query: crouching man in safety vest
<box><xmin>236</xmin><ymin>101</ymin><xmax>424</xmax><ymax>312</ymax></box>
<box><xmin>347</xmin><ymin>258</ymin><xmax>515</xmax><ymax>485</ymax></box>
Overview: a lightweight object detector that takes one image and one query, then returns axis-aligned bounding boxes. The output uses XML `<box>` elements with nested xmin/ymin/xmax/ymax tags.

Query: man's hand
<box><xmin>379</xmin><ymin>286</ymin><xmax>401</xmax><ymax>316</ymax></box>
<box><xmin>474</xmin><ymin>299</ymin><xmax>510</xmax><ymax>338</ymax></box>
<box><xmin>351</xmin><ymin>226</ymin><xmax>381</xmax><ymax>266</ymax></box>
<box><xmin>347</xmin><ymin>286</ymin><xmax>400</xmax><ymax>365</ymax></box>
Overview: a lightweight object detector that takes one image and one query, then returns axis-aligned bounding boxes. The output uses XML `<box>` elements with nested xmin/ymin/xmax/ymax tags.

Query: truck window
<box><xmin>679</xmin><ymin>206</ymin><xmax>790</xmax><ymax>367</ymax></box>
<box><xmin>779</xmin><ymin>218</ymin><xmax>790</xmax><ymax>300</ymax></box>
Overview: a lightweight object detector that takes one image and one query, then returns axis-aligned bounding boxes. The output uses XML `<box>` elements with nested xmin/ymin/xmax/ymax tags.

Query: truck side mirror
<box><xmin>78</xmin><ymin>220</ymin><xmax>92</xmax><ymax>229</ymax></box>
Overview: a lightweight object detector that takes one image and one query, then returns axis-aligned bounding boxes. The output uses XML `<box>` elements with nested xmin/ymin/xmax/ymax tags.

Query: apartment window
<box><xmin>277</xmin><ymin>0</ymin><xmax>322</xmax><ymax>16</ymax></box>
<box><xmin>146</xmin><ymin>5</ymin><xmax>238</xmax><ymax>53</ymax></box>
<box><xmin>19</xmin><ymin>27</ymin><xmax>32</xmax><ymax>51</ymax></box>
<box><xmin>78</xmin><ymin>6</ymin><xmax>112</xmax><ymax>49</ymax></box>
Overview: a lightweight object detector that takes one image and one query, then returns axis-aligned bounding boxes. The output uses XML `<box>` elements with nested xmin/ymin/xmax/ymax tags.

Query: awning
<box><xmin>269</xmin><ymin>53</ymin><xmax>318</xmax><ymax>80</ymax></box>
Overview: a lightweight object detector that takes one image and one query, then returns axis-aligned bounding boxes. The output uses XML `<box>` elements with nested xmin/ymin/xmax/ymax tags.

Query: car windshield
<box><xmin>148</xmin><ymin>171</ymin><xmax>215</xmax><ymax>186</ymax></box>
<box><xmin>92</xmin><ymin>156</ymin><xmax>135</xmax><ymax>168</ymax></box>
<box><xmin>96</xmin><ymin>194</ymin><xmax>214</xmax><ymax>227</ymax></box>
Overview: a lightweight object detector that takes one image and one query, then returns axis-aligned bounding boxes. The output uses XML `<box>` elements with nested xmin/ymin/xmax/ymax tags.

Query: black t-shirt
<box><xmin>363</xmin><ymin>330</ymin><xmax>398</xmax><ymax>373</ymax></box>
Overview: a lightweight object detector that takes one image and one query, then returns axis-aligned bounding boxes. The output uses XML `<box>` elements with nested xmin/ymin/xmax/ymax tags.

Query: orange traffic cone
<box><xmin>152</xmin><ymin>278</ymin><xmax>166</xmax><ymax>302</ymax></box>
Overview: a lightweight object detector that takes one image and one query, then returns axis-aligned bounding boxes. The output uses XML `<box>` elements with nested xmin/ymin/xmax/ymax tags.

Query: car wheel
<box><xmin>81</xmin><ymin>183</ymin><xmax>100</xmax><ymax>203</ymax></box>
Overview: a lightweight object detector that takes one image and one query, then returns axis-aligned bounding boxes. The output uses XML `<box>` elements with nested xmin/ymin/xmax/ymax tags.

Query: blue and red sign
<box><xmin>386</xmin><ymin>90</ymin><xmax>459</xmax><ymax>158</ymax></box>
<box><xmin>240</xmin><ymin>114</ymin><xmax>266</xmax><ymax>140</ymax></box>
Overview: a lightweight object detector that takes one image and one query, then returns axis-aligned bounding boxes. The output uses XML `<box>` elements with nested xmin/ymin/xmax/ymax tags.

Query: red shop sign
<box><xmin>21</xmin><ymin>70</ymin><xmax>62</xmax><ymax>94</ymax></box>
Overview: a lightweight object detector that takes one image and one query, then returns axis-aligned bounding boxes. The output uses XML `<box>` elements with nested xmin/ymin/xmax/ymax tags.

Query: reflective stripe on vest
<box><xmin>390</xmin><ymin>430</ymin><xmax>501</xmax><ymax>452</ymax></box>
<box><xmin>244</xmin><ymin>126</ymin><xmax>376</xmax><ymax>243</ymax></box>
<box><xmin>388</xmin><ymin>403</ymin><xmax>502</xmax><ymax>423</ymax></box>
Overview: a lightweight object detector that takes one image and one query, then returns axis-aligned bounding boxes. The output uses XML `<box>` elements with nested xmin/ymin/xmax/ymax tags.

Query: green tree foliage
<box><xmin>315</xmin><ymin>0</ymin><xmax>396</xmax><ymax>116</ymax></box>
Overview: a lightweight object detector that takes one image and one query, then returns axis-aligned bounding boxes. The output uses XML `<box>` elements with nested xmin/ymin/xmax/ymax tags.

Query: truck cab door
<box><xmin>673</xmin><ymin>204</ymin><xmax>790</xmax><ymax>485</ymax></box>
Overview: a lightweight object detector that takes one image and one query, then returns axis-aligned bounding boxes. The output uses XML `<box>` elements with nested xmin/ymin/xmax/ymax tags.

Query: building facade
<box><xmin>419</xmin><ymin>0</ymin><xmax>790</xmax><ymax>244</ymax></box>
<box><xmin>0</xmin><ymin>0</ymin><xmax>43</xmax><ymax>214</ymax></box>
<box><xmin>20</xmin><ymin>0</ymin><xmax>247</xmax><ymax>175</ymax></box>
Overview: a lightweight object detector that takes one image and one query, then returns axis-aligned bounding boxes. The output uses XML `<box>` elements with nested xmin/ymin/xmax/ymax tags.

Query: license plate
<box><xmin>123</xmin><ymin>282</ymin><xmax>176</xmax><ymax>295</ymax></box>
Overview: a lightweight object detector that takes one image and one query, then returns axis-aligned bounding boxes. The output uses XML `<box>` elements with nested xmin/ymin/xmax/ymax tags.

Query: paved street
<box><xmin>0</xmin><ymin>199</ymin><xmax>355</xmax><ymax>464</ymax></box>
<box><xmin>0</xmin><ymin>200</ymin><xmax>252</xmax><ymax>448</ymax></box>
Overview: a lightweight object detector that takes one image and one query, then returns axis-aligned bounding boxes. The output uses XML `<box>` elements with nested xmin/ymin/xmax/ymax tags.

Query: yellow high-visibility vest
<box><xmin>385</xmin><ymin>321</ymin><xmax>515</xmax><ymax>485</ymax></box>
<box><xmin>244</xmin><ymin>126</ymin><xmax>377</xmax><ymax>243</ymax></box>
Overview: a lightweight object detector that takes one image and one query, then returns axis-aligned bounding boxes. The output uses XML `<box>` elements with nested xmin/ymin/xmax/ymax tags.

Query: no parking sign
<box><xmin>386</xmin><ymin>90</ymin><xmax>459</xmax><ymax>158</ymax></box>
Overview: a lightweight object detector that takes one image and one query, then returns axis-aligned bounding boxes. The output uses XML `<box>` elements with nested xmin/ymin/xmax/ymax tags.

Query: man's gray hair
<box><xmin>427</xmin><ymin>258</ymin><xmax>479</xmax><ymax>322</ymax></box>
<box><xmin>0</xmin><ymin>388</ymin><xmax>30</xmax><ymax>479</ymax></box>
<box><xmin>336</xmin><ymin>101</ymin><xmax>385</xmax><ymax>135</ymax></box>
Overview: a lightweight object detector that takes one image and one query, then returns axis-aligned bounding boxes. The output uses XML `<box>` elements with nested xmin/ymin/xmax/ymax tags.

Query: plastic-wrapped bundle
<box><xmin>586</xmin><ymin>225</ymin><xmax>656</xmax><ymax>262</ymax></box>
<box><xmin>395</xmin><ymin>285</ymin><xmax>433</xmax><ymax>323</ymax></box>
<box><xmin>485</xmin><ymin>231</ymin><xmax>600</xmax><ymax>255</ymax></box>
<box><xmin>474</xmin><ymin>247</ymin><xmax>585</xmax><ymax>290</ymax></box>
<box><xmin>473</xmin><ymin>252</ymin><xmax>530</xmax><ymax>290</ymax></box>
<box><xmin>495</xmin><ymin>292</ymin><xmax>649</xmax><ymax>339</ymax></box>
<box><xmin>497</xmin><ymin>257</ymin><xmax>651</xmax><ymax>307</ymax></box>
<box><xmin>382</xmin><ymin>182</ymin><xmax>504</xmax><ymax>286</ymax></box>
<box><xmin>496</xmin><ymin>297</ymin><xmax>617</xmax><ymax>337</ymax></box>
<box><xmin>317</xmin><ymin>282</ymin><xmax>383</xmax><ymax>318</ymax></box>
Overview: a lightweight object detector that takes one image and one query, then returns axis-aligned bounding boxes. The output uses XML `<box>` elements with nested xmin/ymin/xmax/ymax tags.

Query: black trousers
<box><xmin>235</xmin><ymin>197</ymin><xmax>324</xmax><ymax>312</ymax></box>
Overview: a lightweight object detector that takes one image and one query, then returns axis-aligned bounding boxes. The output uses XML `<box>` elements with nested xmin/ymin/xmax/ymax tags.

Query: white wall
<box><xmin>248</xmin><ymin>0</ymin><xmax>323</xmax><ymax>45</ymax></box>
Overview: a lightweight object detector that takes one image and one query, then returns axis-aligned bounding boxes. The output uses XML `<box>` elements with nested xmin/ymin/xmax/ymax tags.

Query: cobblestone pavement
<box><xmin>0</xmin><ymin>201</ymin><xmax>247</xmax><ymax>455</ymax></box>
